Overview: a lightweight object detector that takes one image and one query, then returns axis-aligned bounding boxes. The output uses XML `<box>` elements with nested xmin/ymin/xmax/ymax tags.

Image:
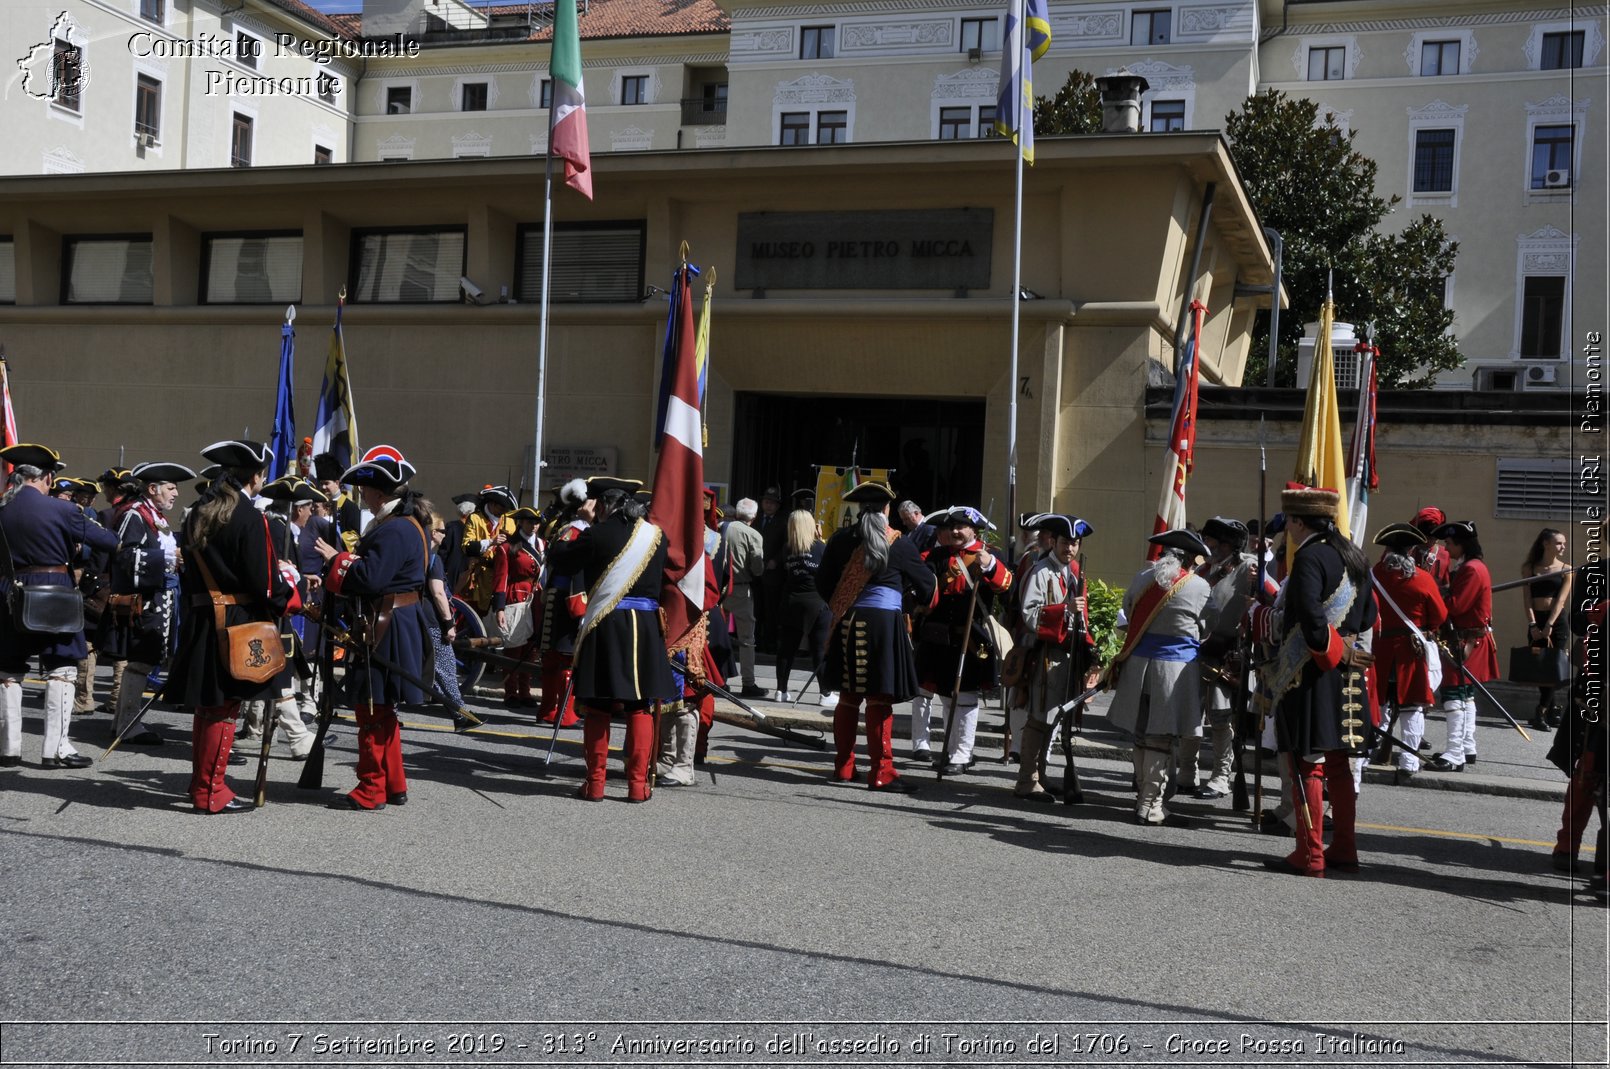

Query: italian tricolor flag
<box><xmin>550</xmin><ymin>0</ymin><xmax>592</xmax><ymax>200</ymax></box>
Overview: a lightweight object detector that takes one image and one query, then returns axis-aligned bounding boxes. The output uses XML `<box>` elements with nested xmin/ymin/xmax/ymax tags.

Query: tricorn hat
<box><xmin>1149</xmin><ymin>528</ymin><xmax>1210</xmax><ymax>560</ymax></box>
<box><xmin>1373</xmin><ymin>522</ymin><xmax>1427</xmax><ymax>551</ymax></box>
<box><xmin>1034</xmin><ymin>514</ymin><xmax>1082</xmax><ymax>541</ymax></box>
<box><xmin>842</xmin><ymin>480</ymin><xmax>896</xmax><ymax>506</ymax></box>
<box><xmin>508</xmin><ymin>506</ymin><xmax>542</xmax><ymax>523</ymax></box>
<box><xmin>924</xmin><ymin>505</ymin><xmax>996</xmax><ymax>532</ymax></box>
<box><xmin>478</xmin><ymin>484</ymin><xmax>518</xmax><ymax>511</ymax></box>
<box><xmin>1068</xmin><ymin>516</ymin><xmax>1094</xmax><ymax>539</ymax></box>
<box><xmin>131</xmin><ymin>461</ymin><xmax>198</xmax><ymax>485</ymax></box>
<box><xmin>98</xmin><ymin>467</ymin><xmax>131</xmax><ymax>487</ymax></box>
<box><xmin>451</xmin><ymin>492</ymin><xmax>478</xmax><ymax>506</ymax></box>
<box><xmin>585</xmin><ymin>476</ymin><xmax>643</xmax><ymax>497</ymax></box>
<box><xmin>259</xmin><ymin>476</ymin><xmax>328</xmax><ymax>504</ymax></box>
<box><xmin>632</xmin><ymin>489</ymin><xmax>654</xmax><ymax>507</ymax></box>
<box><xmin>559</xmin><ymin>478</ymin><xmax>591</xmax><ymax>506</ymax></box>
<box><xmin>50</xmin><ymin>476</ymin><xmax>77</xmax><ymax>494</ymax></box>
<box><xmin>1432</xmin><ymin>519</ymin><xmax>1477</xmax><ymax>541</ymax></box>
<box><xmin>1280</xmin><ymin>483</ymin><xmax>1340</xmax><ymax>521</ymax></box>
<box><xmin>791</xmin><ymin>487</ymin><xmax>816</xmax><ymax>507</ymax></box>
<box><xmin>341</xmin><ymin>445</ymin><xmax>415</xmax><ymax>494</ymax></box>
<box><xmin>71</xmin><ymin>478</ymin><xmax>99</xmax><ymax>496</ymax></box>
<box><xmin>0</xmin><ymin>443</ymin><xmax>64</xmax><ymax>473</ymax></box>
<box><xmin>1201</xmin><ymin>516</ymin><xmax>1249</xmax><ymax>547</ymax></box>
<box><xmin>201</xmin><ymin>439</ymin><xmax>271</xmax><ymax>472</ymax></box>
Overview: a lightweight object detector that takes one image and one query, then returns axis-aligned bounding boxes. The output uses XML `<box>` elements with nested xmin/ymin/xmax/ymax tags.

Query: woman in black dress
<box><xmin>774</xmin><ymin>509</ymin><xmax>829</xmax><ymax>705</ymax></box>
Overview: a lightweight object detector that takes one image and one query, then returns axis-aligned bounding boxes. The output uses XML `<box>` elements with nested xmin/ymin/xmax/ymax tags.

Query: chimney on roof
<box><xmin>1094</xmin><ymin>69</ymin><xmax>1150</xmax><ymax>133</ymax></box>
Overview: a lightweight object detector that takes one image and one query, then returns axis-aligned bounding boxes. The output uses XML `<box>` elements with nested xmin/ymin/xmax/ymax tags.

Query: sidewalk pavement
<box><xmin>734</xmin><ymin>661</ymin><xmax>1571</xmax><ymax>804</ymax></box>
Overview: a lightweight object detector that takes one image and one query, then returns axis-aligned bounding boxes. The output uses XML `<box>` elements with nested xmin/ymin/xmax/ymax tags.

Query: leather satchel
<box><xmin>10</xmin><ymin>583</ymin><xmax>85</xmax><ymax>635</ymax></box>
<box><xmin>195</xmin><ymin>555</ymin><xmax>285</xmax><ymax>685</ymax></box>
<box><xmin>1508</xmin><ymin>644</ymin><xmax>1570</xmax><ymax>687</ymax></box>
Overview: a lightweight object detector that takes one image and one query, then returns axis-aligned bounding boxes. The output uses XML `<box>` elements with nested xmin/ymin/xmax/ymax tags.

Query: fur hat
<box><xmin>1281</xmin><ymin>483</ymin><xmax>1340</xmax><ymax>520</ymax></box>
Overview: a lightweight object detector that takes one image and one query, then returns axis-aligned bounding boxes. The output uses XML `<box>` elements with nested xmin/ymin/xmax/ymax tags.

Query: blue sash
<box><xmin>1134</xmin><ymin>633</ymin><xmax>1199</xmax><ymax>662</ymax></box>
<box><xmin>852</xmin><ymin>585</ymin><xmax>903</xmax><ymax>611</ymax></box>
<box><xmin>617</xmin><ymin>596</ymin><xmax>658</xmax><ymax>612</ymax></box>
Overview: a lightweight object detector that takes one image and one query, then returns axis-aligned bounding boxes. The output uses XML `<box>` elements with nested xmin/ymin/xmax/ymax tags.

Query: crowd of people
<box><xmin>0</xmin><ymin>439</ymin><xmax>1601</xmax><ymax>899</ymax></box>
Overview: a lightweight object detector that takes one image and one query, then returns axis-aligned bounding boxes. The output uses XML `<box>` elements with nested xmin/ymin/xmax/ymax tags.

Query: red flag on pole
<box><xmin>0</xmin><ymin>357</ymin><xmax>17</xmax><ymax>479</ymax></box>
<box><xmin>648</xmin><ymin>262</ymin><xmax>707</xmax><ymax>646</ymax></box>
<box><xmin>1148</xmin><ymin>299</ymin><xmax>1205</xmax><ymax>559</ymax></box>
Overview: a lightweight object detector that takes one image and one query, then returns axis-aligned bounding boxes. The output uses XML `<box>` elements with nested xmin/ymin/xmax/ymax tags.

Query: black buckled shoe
<box><xmin>42</xmin><ymin>754</ymin><xmax>93</xmax><ymax>770</ymax></box>
<box><xmin>387</xmin><ymin>792</ymin><xmax>408</xmax><ymax>806</ymax></box>
<box><xmin>0</xmin><ymin>755</ymin><xmax>22</xmax><ymax>768</ymax></box>
<box><xmin>1423</xmin><ymin>757</ymin><xmax>1463</xmax><ymax>772</ymax></box>
<box><xmin>869</xmin><ymin>777</ymin><xmax>918</xmax><ymax>794</ymax></box>
<box><xmin>198</xmin><ymin>798</ymin><xmax>256</xmax><ymax>815</ymax></box>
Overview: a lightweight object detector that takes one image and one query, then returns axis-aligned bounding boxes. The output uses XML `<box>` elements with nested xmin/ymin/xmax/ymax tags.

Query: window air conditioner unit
<box><xmin>1524</xmin><ymin>364</ymin><xmax>1559</xmax><ymax>387</ymax></box>
<box><xmin>967</xmin><ymin>46</ymin><xmax>982</xmax><ymax>61</ymax></box>
<box><xmin>1544</xmin><ymin>168</ymin><xmax>1571</xmax><ymax>188</ymax></box>
<box><xmin>135</xmin><ymin>131</ymin><xmax>156</xmax><ymax>148</ymax></box>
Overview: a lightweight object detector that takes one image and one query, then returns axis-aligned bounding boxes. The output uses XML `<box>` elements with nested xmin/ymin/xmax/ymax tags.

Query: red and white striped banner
<box><xmin>648</xmin><ymin>263</ymin><xmax>707</xmax><ymax>646</ymax></box>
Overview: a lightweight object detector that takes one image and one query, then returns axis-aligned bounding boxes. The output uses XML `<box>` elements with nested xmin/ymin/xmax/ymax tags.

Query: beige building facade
<box><xmin>0</xmin><ymin>137</ymin><xmax>1275</xmax><ymax>589</ymax></box>
<box><xmin>2</xmin><ymin>0</ymin><xmax>1601</xmax><ymax>393</ymax></box>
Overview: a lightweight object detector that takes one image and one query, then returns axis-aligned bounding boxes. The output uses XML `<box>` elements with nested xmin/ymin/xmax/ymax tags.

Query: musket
<box><xmin>542</xmin><ymin>668</ymin><xmax>575</xmax><ymax>768</ymax></box>
<box><xmin>1437</xmin><ymin>633</ymin><xmax>1531</xmax><ymax>741</ymax></box>
<box><xmin>252</xmin><ymin>699</ymin><xmax>274</xmax><ymax>807</ymax></box>
<box><xmin>1491</xmin><ymin>567</ymin><xmax>1576</xmax><ymax>594</ymax></box>
<box><xmin>1251</xmin><ymin>414</ymin><xmax>1269</xmax><ymax>827</ymax></box>
<box><xmin>453</xmin><ymin>641</ymin><xmax>543</xmax><ymax>675</ymax></box>
<box><xmin>297</xmin><ymin>595</ymin><xmax>339</xmax><ymax>790</ymax></box>
<box><xmin>1059</xmin><ymin>548</ymin><xmax>1088</xmax><ymax>804</ymax></box>
<box><xmin>1043</xmin><ymin>681</ymin><xmax>1104</xmax><ymax>736</ymax></box>
<box><xmin>936</xmin><ymin>556</ymin><xmax>982</xmax><ymax>782</ymax></box>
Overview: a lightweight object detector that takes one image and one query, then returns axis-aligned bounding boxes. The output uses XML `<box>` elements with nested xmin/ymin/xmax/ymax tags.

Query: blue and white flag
<box><xmin>312</xmin><ymin>296</ymin><xmax>359</xmax><ymax>472</ymax></box>
<box><xmin>268</xmin><ymin>317</ymin><xmax>296</xmax><ymax>480</ymax></box>
<box><xmin>994</xmin><ymin>0</ymin><xmax>1052</xmax><ymax>162</ymax></box>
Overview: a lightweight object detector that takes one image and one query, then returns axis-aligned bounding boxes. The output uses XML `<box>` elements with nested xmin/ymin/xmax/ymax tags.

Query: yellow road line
<box><xmin>1357</xmin><ymin>819</ymin><xmax>1593</xmax><ymax>852</ymax></box>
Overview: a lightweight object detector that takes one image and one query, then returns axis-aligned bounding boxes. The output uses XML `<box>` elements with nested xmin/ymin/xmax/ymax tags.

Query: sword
<box><xmin>326</xmin><ymin>623</ymin><xmax>484</xmax><ymax>730</ymax></box>
<box><xmin>1437</xmin><ymin>636</ymin><xmax>1532</xmax><ymax>741</ymax></box>
<box><xmin>543</xmin><ymin>669</ymin><xmax>575</xmax><ymax>768</ymax></box>
<box><xmin>99</xmin><ymin>687</ymin><xmax>165</xmax><ymax>761</ymax></box>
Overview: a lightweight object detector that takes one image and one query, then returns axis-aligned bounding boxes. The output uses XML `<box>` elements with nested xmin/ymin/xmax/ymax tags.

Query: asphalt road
<box><xmin>0</xmin><ymin>689</ymin><xmax>1604</xmax><ymax>1068</ymax></box>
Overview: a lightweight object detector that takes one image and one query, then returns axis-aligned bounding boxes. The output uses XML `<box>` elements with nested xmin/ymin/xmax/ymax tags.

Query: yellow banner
<box><xmin>812</xmin><ymin>465</ymin><xmax>892</xmax><ymax>535</ymax></box>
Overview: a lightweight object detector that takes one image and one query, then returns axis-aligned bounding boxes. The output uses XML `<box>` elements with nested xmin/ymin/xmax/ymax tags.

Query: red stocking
<box><xmin>624</xmin><ymin>710</ymin><xmax>653</xmax><ymax>802</ymax></box>
<box><xmin>865</xmin><ymin>697</ymin><xmax>897</xmax><ymax>788</ymax></box>
<box><xmin>832</xmin><ymin>692</ymin><xmax>861</xmax><ymax>781</ymax></box>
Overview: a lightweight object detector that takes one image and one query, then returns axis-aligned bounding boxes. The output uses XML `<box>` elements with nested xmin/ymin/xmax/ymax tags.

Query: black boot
<box><xmin>1529</xmin><ymin>703</ymin><xmax>1551</xmax><ymax>733</ymax></box>
<box><xmin>1546</xmin><ymin>704</ymin><xmax>1563</xmax><ymax>730</ymax></box>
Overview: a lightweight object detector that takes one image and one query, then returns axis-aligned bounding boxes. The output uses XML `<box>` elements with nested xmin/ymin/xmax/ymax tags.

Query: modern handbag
<box><xmin>195</xmin><ymin>555</ymin><xmax>285</xmax><ymax>685</ymax></box>
<box><xmin>1508</xmin><ymin>644</ymin><xmax>1570</xmax><ymax>687</ymax></box>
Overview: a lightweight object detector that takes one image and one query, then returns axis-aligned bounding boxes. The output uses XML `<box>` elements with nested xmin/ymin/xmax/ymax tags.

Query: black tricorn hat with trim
<box><xmin>479</xmin><ymin>484</ymin><xmax>519</xmax><ymax>511</ymax></box>
<box><xmin>201</xmin><ymin>439</ymin><xmax>271</xmax><ymax>471</ymax></box>
<box><xmin>1432</xmin><ymin>520</ymin><xmax>1477</xmax><ymax>541</ymax></box>
<box><xmin>1</xmin><ymin>443</ymin><xmax>64</xmax><ymax>473</ymax></box>
<box><xmin>842</xmin><ymin>480</ymin><xmax>896</xmax><ymax>506</ymax></box>
<box><xmin>1373</xmin><ymin>522</ymin><xmax>1427</xmax><ymax>550</ymax></box>
<box><xmin>312</xmin><ymin>452</ymin><xmax>346</xmax><ymax>482</ymax></box>
<box><xmin>585</xmin><ymin>476</ymin><xmax>643</xmax><ymax>497</ymax></box>
<box><xmin>260</xmin><ymin>476</ymin><xmax>329</xmax><ymax>504</ymax></box>
<box><xmin>341</xmin><ymin>446</ymin><xmax>416</xmax><ymax>494</ymax></box>
<box><xmin>1201</xmin><ymin>516</ymin><xmax>1249</xmax><ymax>546</ymax></box>
<box><xmin>131</xmin><ymin>461</ymin><xmax>198</xmax><ymax>485</ymax></box>
<box><xmin>1149</xmin><ymin>528</ymin><xmax>1210</xmax><ymax>560</ymax></box>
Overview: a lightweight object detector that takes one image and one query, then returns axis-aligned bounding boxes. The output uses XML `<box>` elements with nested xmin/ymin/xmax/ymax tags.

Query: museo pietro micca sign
<box><xmin>735</xmin><ymin>209</ymin><xmax>993</xmax><ymax>291</ymax></box>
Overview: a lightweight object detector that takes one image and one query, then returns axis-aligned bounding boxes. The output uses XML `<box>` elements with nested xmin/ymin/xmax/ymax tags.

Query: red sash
<box><xmin>1109</xmin><ymin>570</ymin><xmax>1194</xmax><ymax>667</ymax></box>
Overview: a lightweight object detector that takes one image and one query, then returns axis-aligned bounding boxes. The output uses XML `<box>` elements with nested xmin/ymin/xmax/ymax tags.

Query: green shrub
<box><xmin>1086</xmin><ymin>577</ymin><xmax>1124</xmax><ymax>667</ymax></box>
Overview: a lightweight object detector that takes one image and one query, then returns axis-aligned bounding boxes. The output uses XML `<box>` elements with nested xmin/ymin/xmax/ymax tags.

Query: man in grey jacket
<box><xmin>722</xmin><ymin>498</ymin><xmax>767</xmax><ymax>698</ymax></box>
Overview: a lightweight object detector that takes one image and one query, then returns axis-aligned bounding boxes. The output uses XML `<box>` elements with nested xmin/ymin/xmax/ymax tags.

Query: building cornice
<box><xmin>1273</xmin><ymin>4</ymin><xmax>1605</xmax><ymax>37</ymax></box>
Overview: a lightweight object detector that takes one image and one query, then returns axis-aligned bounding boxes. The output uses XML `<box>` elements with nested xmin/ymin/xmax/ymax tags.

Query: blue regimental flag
<box><xmin>994</xmin><ymin>0</ymin><xmax>1051</xmax><ymax>162</ymax></box>
<box><xmin>312</xmin><ymin>296</ymin><xmax>360</xmax><ymax>472</ymax></box>
<box><xmin>268</xmin><ymin>318</ymin><xmax>296</xmax><ymax>480</ymax></box>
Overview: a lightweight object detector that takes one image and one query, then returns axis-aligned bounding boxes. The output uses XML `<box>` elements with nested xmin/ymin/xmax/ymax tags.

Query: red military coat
<box><xmin>491</xmin><ymin>536</ymin><xmax>543</xmax><ymax>611</ymax></box>
<box><xmin>1371</xmin><ymin>561</ymin><xmax>1448</xmax><ymax>706</ymax></box>
<box><xmin>1442</xmin><ymin>557</ymin><xmax>1498</xmax><ymax>683</ymax></box>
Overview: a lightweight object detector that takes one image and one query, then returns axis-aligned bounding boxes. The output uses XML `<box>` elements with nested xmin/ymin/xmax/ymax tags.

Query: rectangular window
<box><xmin>135</xmin><ymin>74</ymin><xmax>161</xmax><ymax>141</ymax></box>
<box><xmin>938</xmin><ymin>106</ymin><xmax>971</xmax><ymax>140</ymax></box>
<box><xmin>977</xmin><ymin>104</ymin><xmax>997</xmax><ymax>137</ymax></box>
<box><xmin>201</xmin><ymin>232</ymin><xmax>303</xmax><ymax>304</ymax></box>
<box><xmin>701</xmin><ymin>82</ymin><xmax>727</xmax><ymax>112</ymax></box>
<box><xmin>1419</xmin><ymin>40</ymin><xmax>1460</xmax><ymax>76</ymax></box>
<box><xmin>621</xmin><ymin>75</ymin><xmax>648</xmax><ymax>105</ymax></box>
<box><xmin>1413</xmin><ymin>128</ymin><xmax>1456</xmax><ymax>192</ymax></box>
<box><xmin>960</xmin><ymin>18</ymin><xmax>1000</xmax><ymax>53</ymax></box>
<box><xmin>800</xmin><ymin>25</ymin><xmax>835</xmax><ymax>60</ymax></box>
<box><xmin>461</xmin><ymin>82</ymin><xmax>488</xmax><ymax>111</ymax></box>
<box><xmin>1519</xmin><ymin>276</ymin><xmax>1565</xmax><ymax>358</ymax></box>
<box><xmin>140</xmin><ymin>0</ymin><xmax>163</xmax><ymax>22</ymax></box>
<box><xmin>1542</xmin><ymin>31</ymin><xmax>1585</xmax><ymax>70</ymax></box>
<box><xmin>515</xmin><ymin>222</ymin><xmax>645</xmax><ymax>303</ymax></box>
<box><xmin>779</xmin><ymin>111</ymin><xmax>810</xmax><ymax>145</ymax></box>
<box><xmin>817</xmin><ymin>110</ymin><xmax>847</xmax><ymax>144</ymax></box>
<box><xmin>236</xmin><ymin>31</ymin><xmax>259</xmax><ymax>69</ymax></box>
<box><xmin>52</xmin><ymin>40</ymin><xmax>81</xmax><ymax>112</ymax></box>
<box><xmin>350</xmin><ymin>227</ymin><xmax>467</xmax><ymax>303</ymax></box>
<box><xmin>1131</xmin><ymin>9</ymin><xmax>1171</xmax><ymax>46</ymax></box>
<box><xmin>1531</xmin><ymin>124</ymin><xmax>1574</xmax><ymax>188</ymax></box>
<box><xmin>318</xmin><ymin>73</ymin><xmax>338</xmax><ymax>104</ymax></box>
<box><xmin>230</xmin><ymin>112</ymin><xmax>252</xmax><ymax>167</ymax></box>
<box><xmin>314</xmin><ymin>144</ymin><xmax>333</xmax><ymax>165</ymax></box>
<box><xmin>1307</xmin><ymin>46</ymin><xmax>1345</xmax><ymax>81</ymax></box>
<box><xmin>386</xmin><ymin>86</ymin><xmax>411</xmax><ymax>114</ymax></box>
<box><xmin>540</xmin><ymin>79</ymin><xmax>553</xmax><ymax>109</ymax></box>
<box><xmin>1150</xmin><ymin>99</ymin><xmax>1185</xmax><ymax>132</ymax></box>
<box><xmin>0</xmin><ymin>238</ymin><xmax>15</xmax><ymax>305</ymax></box>
<box><xmin>63</xmin><ymin>235</ymin><xmax>153</xmax><ymax>304</ymax></box>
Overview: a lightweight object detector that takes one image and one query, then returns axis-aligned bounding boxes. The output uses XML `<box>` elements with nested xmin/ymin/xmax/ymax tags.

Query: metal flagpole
<box><xmin>532</xmin><ymin>58</ymin><xmax>560</xmax><ymax>500</ymax></box>
<box><xmin>1005</xmin><ymin>0</ymin><xmax>1024</xmax><ymax>542</ymax></box>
